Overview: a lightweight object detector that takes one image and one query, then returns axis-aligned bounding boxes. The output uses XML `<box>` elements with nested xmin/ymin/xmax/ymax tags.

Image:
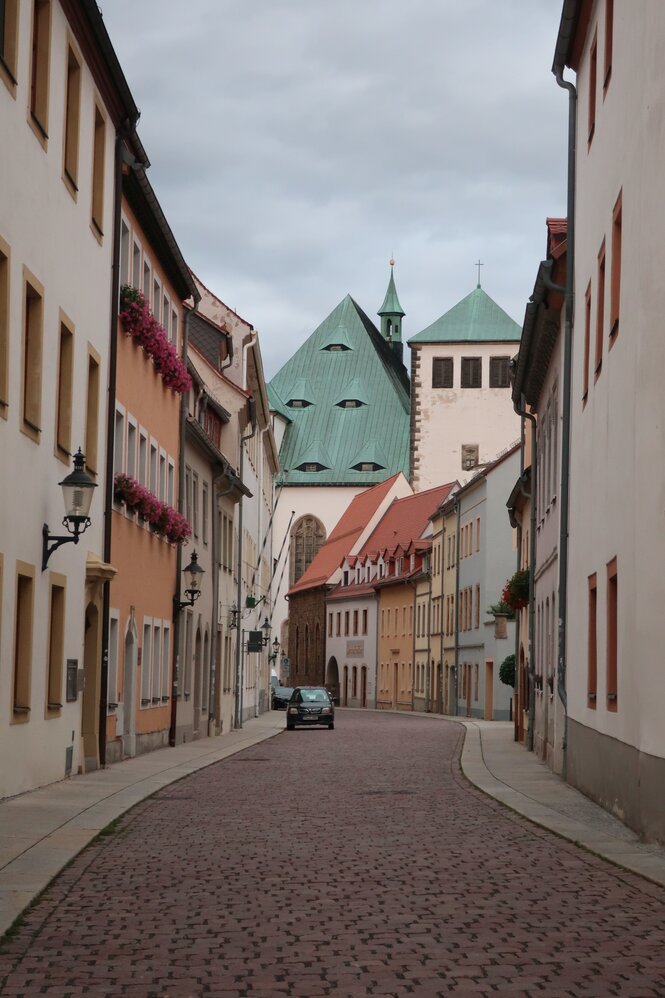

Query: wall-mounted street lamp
<box><xmin>174</xmin><ymin>550</ymin><xmax>205</xmax><ymax>611</ymax></box>
<box><xmin>268</xmin><ymin>637</ymin><xmax>280</xmax><ymax>664</ymax></box>
<box><xmin>42</xmin><ymin>449</ymin><xmax>97</xmax><ymax>571</ymax></box>
<box><xmin>261</xmin><ymin>617</ymin><xmax>271</xmax><ymax>646</ymax></box>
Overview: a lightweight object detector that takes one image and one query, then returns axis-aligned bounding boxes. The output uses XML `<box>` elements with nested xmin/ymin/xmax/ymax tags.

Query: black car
<box><xmin>286</xmin><ymin>686</ymin><xmax>335</xmax><ymax>730</ymax></box>
<box><xmin>271</xmin><ymin>686</ymin><xmax>293</xmax><ymax>710</ymax></box>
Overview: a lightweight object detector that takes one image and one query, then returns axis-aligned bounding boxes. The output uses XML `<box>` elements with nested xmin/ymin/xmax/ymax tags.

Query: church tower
<box><xmin>377</xmin><ymin>259</ymin><xmax>405</xmax><ymax>364</ymax></box>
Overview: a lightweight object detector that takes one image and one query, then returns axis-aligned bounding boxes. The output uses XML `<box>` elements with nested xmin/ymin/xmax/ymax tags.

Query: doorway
<box><xmin>82</xmin><ymin>603</ymin><xmax>100</xmax><ymax>772</ymax></box>
<box><xmin>122</xmin><ymin>621</ymin><xmax>137</xmax><ymax>758</ymax></box>
<box><xmin>484</xmin><ymin>659</ymin><xmax>494</xmax><ymax>720</ymax></box>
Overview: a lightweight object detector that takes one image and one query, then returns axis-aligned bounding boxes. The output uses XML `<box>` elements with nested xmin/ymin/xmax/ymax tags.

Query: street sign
<box><xmin>281</xmin><ymin>656</ymin><xmax>289</xmax><ymax>667</ymax></box>
<box><xmin>247</xmin><ymin>631</ymin><xmax>263</xmax><ymax>652</ymax></box>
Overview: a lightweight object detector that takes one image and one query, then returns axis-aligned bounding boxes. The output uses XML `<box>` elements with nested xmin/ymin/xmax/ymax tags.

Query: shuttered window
<box><xmin>432</xmin><ymin>357</ymin><xmax>453</xmax><ymax>388</ymax></box>
<box><xmin>489</xmin><ymin>356</ymin><xmax>511</xmax><ymax>388</ymax></box>
<box><xmin>461</xmin><ymin>357</ymin><xmax>482</xmax><ymax>388</ymax></box>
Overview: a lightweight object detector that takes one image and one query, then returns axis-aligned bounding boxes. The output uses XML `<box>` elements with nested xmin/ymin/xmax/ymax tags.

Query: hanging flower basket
<box><xmin>501</xmin><ymin>568</ymin><xmax>530</xmax><ymax>611</ymax></box>
<box><xmin>119</xmin><ymin>285</ymin><xmax>192</xmax><ymax>394</ymax></box>
<box><xmin>113</xmin><ymin>473</ymin><xmax>191</xmax><ymax>544</ymax></box>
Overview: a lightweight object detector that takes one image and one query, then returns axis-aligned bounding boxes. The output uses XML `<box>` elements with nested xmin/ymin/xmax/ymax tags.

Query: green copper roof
<box><xmin>269</xmin><ymin>295</ymin><xmax>410</xmax><ymax>486</ymax></box>
<box><xmin>408</xmin><ymin>286</ymin><xmax>521</xmax><ymax>344</ymax></box>
<box><xmin>378</xmin><ymin>266</ymin><xmax>405</xmax><ymax>317</ymax></box>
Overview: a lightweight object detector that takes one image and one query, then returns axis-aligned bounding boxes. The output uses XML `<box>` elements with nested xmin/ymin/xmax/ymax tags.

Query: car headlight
<box><xmin>321</xmin><ymin>707</ymin><xmax>331</xmax><ymax>714</ymax></box>
<box><xmin>288</xmin><ymin>707</ymin><xmax>298</xmax><ymax>715</ymax></box>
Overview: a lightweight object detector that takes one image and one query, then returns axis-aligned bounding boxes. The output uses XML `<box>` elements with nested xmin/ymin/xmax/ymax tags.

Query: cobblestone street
<box><xmin>1</xmin><ymin>711</ymin><xmax>665</xmax><ymax>996</ymax></box>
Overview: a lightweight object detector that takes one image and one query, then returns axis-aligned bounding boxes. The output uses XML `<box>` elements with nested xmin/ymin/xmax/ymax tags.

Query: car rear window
<box><xmin>297</xmin><ymin>688</ymin><xmax>329</xmax><ymax>703</ymax></box>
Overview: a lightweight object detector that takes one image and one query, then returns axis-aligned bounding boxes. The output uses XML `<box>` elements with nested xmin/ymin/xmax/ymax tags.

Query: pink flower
<box><xmin>119</xmin><ymin>286</ymin><xmax>191</xmax><ymax>395</ymax></box>
<box><xmin>113</xmin><ymin>472</ymin><xmax>191</xmax><ymax>544</ymax></box>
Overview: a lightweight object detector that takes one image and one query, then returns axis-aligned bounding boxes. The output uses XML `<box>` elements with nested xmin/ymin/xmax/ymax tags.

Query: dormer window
<box><xmin>352</xmin><ymin>461</ymin><xmax>385</xmax><ymax>472</ymax></box>
<box><xmin>296</xmin><ymin>462</ymin><xmax>327</xmax><ymax>473</ymax></box>
<box><xmin>323</xmin><ymin>343</ymin><xmax>350</xmax><ymax>352</ymax></box>
<box><xmin>336</xmin><ymin>399</ymin><xmax>365</xmax><ymax>409</ymax></box>
<box><xmin>287</xmin><ymin>399</ymin><xmax>312</xmax><ymax>409</ymax></box>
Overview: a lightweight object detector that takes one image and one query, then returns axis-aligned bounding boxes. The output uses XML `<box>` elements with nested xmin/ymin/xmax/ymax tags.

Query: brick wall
<box><xmin>288</xmin><ymin>587</ymin><xmax>327</xmax><ymax>687</ymax></box>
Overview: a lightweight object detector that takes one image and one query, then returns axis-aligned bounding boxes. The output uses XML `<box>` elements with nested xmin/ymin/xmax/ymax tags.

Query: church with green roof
<box><xmin>268</xmin><ymin>267</ymin><xmax>411</xmax><ymax>653</ymax></box>
<box><xmin>407</xmin><ymin>282</ymin><xmax>522</xmax><ymax>491</ymax></box>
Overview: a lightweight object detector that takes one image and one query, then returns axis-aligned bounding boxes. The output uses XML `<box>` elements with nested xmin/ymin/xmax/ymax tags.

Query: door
<box><xmin>484</xmin><ymin>660</ymin><xmax>494</xmax><ymax>720</ymax></box>
<box><xmin>122</xmin><ymin>624</ymin><xmax>137</xmax><ymax>758</ymax></box>
<box><xmin>193</xmin><ymin>625</ymin><xmax>202</xmax><ymax>735</ymax></box>
<box><xmin>82</xmin><ymin>603</ymin><xmax>100</xmax><ymax>772</ymax></box>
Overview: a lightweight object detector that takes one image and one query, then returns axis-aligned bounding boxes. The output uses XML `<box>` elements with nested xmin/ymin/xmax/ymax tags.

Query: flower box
<box><xmin>119</xmin><ymin>285</ymin><xmax>191</xmax><ymax>394</ymax></box>
<box><xmin>113</xmin><ymin>473</ymin><xmax>191</xmax><ymax>544</ymax></box>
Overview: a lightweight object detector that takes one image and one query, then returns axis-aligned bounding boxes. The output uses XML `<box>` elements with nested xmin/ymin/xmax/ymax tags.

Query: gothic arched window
<box><xmin>290</xmin><ymin>515</ymin><xmax>326</xmax><ymax>587</ymax></box>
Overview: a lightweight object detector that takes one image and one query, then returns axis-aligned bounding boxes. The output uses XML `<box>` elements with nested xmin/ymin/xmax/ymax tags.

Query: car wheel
<box><xmin>328</xmin><ymin>722</ymin><xmax>335</xmax><ymax>730</ymax></box>
<box><xmin>287</xmin><ymin>723</ymin><xmax>295</xmax><ymax>731</ymax></box>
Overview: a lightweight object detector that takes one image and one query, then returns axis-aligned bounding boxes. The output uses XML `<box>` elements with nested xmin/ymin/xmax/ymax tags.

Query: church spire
<box><xmin>378</xmin><ymin>259</ymin><xmax>405</xmax><ymax>363</ymax></box>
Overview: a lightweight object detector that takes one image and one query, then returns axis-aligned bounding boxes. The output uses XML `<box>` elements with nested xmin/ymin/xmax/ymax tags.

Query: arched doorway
<box><xmin>325</xmin><ymin>656</ymin><xmax>339</xmax><ymax>703</ymax></box>
<box><xmin>193</xmin><ymin>624</ymin><xmax>202</xmax><ymax>736</ymax></box>
<box><xmin>122</xmin><ymin>614</ymin><xmax>138</xmax><ymax>758</ymax></box>
<box><xmin>82</xmin><ymin>602</ymin><xmax>100</xmax><ymax>772</ymax></box>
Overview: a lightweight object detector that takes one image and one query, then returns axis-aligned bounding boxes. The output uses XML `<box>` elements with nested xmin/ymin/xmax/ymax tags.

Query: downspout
<box><xmin>554</xmin><ymin>57</ymin><xmax>577</xmax><ymax>779</ymax></box>
<box><xmin>426</xmin><ymin>572</ymin><xmax>432</xmax><ymax>711</ymax></box>
<box><xmin>169</xmin><ymin>295</ymin><xmax>200</xmax><ymax>746</ymax></box>
<box><xmin>453</xmin><ymin>498</ymin><xmax>461</xmax><ymax>716</ymax></box>
<box><xmin>99</xmin><ymin>123</ymin><xmax>135</xmax><ymax>766</ymax></box>
<box><xmin>234</xmin><ymin>376</ymin><xmax>257</xmax><ymax>729</ymax></box>
<box><xmin>208</xmin><ymin>463</ymin><xmax>235</xmax><ymax>735</ymax></box>
<box><xmin>511</xmin><ymin>395</ymin><xmax>537</xmax><ymax>752</ymax></box>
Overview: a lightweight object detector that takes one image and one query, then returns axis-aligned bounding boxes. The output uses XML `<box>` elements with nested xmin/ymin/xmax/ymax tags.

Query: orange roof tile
<box><xmin>288</xmin><ymin>473</ymin><xmax>403</xmax><ymax>595</ymax></box>
<box><xmin>358</xmin><ymin>482</ymin><xmax>456</xmax><ymax>561</ymax></box>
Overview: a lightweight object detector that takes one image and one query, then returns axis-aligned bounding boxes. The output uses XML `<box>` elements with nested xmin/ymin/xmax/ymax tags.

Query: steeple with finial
<box><xmin>378</xmin><ymin>258</ymin><xmax>405</xmax><ymax>363</ymax></box>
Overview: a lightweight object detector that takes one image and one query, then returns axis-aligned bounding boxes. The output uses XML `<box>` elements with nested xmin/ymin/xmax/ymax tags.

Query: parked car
<box><xmin>286</xmin><ymin>686</ymin><xmax>335</xmax><ymax>730</ymax></box>
<box><xmin>272</xmin><ymin>686</ymin><xmax>294</xmax><ymax>710</ymax></box>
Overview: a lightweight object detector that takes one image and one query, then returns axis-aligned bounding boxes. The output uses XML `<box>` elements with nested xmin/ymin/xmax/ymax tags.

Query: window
<box><xmin>362</xmin><ymin>609</ymin><xmax>368</xmax><ymax>634</ymax></box>
<box><xmin>290</xmin><ymin>515</ymin><xmax>326</xmax><ymax>587</ymax></box>
<box><xmin>432</xmin><ymin>357</ymin><xmax>453</xmax><ymax>388</ymax></box>
<box><xmin>162</xmin><ymin>293</ymin><xmax>169</xmax><ymax>337</ymax></box>
<box><xmin>587</xmin><ymin>573</ymin><xmax>597</xmax><ymax>707</ymax></box>
<box><xmin>352</xmin><ymin>462</ymin><xmax>385</xmax><ymax>472</ymax></box>
<box><xmin>107</xmin><ymin>612</ymin><xmax>119</xmax><ymax>709</ymax></box>
<box><xmin>126</xmin><ymin>419</ymin><xmax>137</xmax><ymax>479</ymax></box>
<box><xmin>583</xmin><ymin>281</ymin><xmax>591</xmax><ymax>402</ymax></box>
<box><xmin>0</xmin><ymin>236</ymin><xmax>8</xmax><ymax>412</ymax></box>
<box><xmin>46</xmin><ymin>577</ymin><xmax>65</xmax><ymax>711</ymax></box>
<box><xmin>328</xmin><ymin>613</ymin><xmax>333</xmax><ymax>637</ymax></box>
<box><xmin>113</xmin><ymin>407</ymin><xmax>124</xmax><ymax>482</ymax></box>
<box><xmin>171</xmin><ymin>308</ymin><xmax>178</xmax><ymax>345</ymax></box>
<box><xmin>476</xmin><ymin>517</ymin><xmax>480</xmax><ymax>552</ymax></box>
<box><xmin>56</xmin><ymin>315</ymin><xmax>74</xmax><ymax>458</ymax></box>
<box><xmin>29</xmin><ymin>0</ymin><xmax>51</xmax><ymax>141</ymax></box>
<box><xmin>336</xmin><ymin>399</ymin><xmax>365</xmax><ymax>408</ymax></box>
<box><xmin>84</xmin><ymin>349</ymin><xmax>100</xmax><ymax>475</ymax></box>
<box><xmin>167</xmin><ymin>458</ymin><xmax>175</xmax><ymax>506</ymax></box>
<box><xmin>344</xmin><ymin>611</ymin><xmax>349</xmax><ymax>636</ymax></box>
<box><xmin>14</xmin><ymin>563</ymin><xmax>35</xmax><ymax>718</ymax></box>
<box><xmin>336</xmin><ymin>612</ymin><xmax>340</xmax><ymax>636</ymax></box>
<box><xmin>141</xmin><ymin>620</ymin><xmax>152</xmax><ymax>705</ymax></box>
<box><xmin>489</xmin><ymin>356</ymin><xmax>511</xmax><ymax>388</ymax></box>
<box><xmin>161</xmin><ymin>625</ymin><xmax>171</xmax><ymax>700</ymax></box>
<box><xmin>143</xmin><ymin>259</ymin><xmax>151</xmax><ymax>301</ymax></box>
<box><xmin>610</xmin><ymin>190</ymin><xmax>621</xmax><ymax>344</ymax></box>
<box><xmin>91</xmin><ymin>105</ymin><xmax>106</xmax><ymax>235</ymax></box>
<box><xmin>607</xmin><ymin>558</ymin><xmax>618</xmax><ymax>710</ymax></box>
<box><xmin>152</xmin><ymin>624</ymin><xmax>161</xmax><ymax>702</ymax></box>
<box><xmin>159</xmin><ymin>451</ymin><xmax>166</xmax><ymax>501</ymax></box>
<box><xmin>595</xmin><ymin>240</ymin><xmax>605</xmax><ymax>376</ymax></box>
<box><xmin>150</xmin><ymin>442</ymin><xmax>158</xmax><ymax>495</ymax></box>
<box><xmin>202</xmin><ymin>482</ymin><xmax>208</xmax><ymax>544</ymax></box>
<box><xmin>475</xmin><ymin>585</ymin><xmax>480</xmax><ymax>629</ymax></box>
<box><xmin>132</xmin><ymin>240</ymin><xmax>141</xmax><ymax>287</ymax></box>
<box><xmin>353</xmin><ymin>610</ymin><xmax>358</xmax><ymax>636</ymax></box>
<box><xmin>63</xmin><ymin>45</ymin><xmax>81</xmax><ymax>192</ymax></box>
<box><xmin>461</xmin><ymin>357</ymin><xmax>482</xmax><ymax>389</ymax></box>
<box><xmin>604</xmin><ymin>0</ymin><xmax>613</xmax><ymax>92</ymax></box>
<box><xmin>153</xmin><ymin>277</ymin><xmax>161</xmax><ymax>323</ymax></box>
<box><xmin>323</xmin><ymin>343</ymin><xmax>350</xmax><ymax>352</ymax></box>
<box><xmin>588</xmin><ymin>33</ymin><xmax>597</xmax><ymax>144</ymax></box>
<box><xmin>120</xmin><ymin>220</ymin><xmax>130</xmax><ymax>287</ymax></box>
<box><xmin>0</xmin><ymin>0</ymin><xmax>19</xmax><ymax>91</ymax></box>
<box><xmin>22</xmin><ymin>269</ymin><xmax>44</xmax><ymax>440</ymax></box>
<box><xmin>287</xmin><ymin>399</ymin><xmax>311</xmax><ymax>409</ymax></box>
<box><xmin>461</xmin><ymin>444</ymin><xmax>479</xmax><ymax>471</ymax></box>
<box><xmin>297</xmin><ymin>461</ymin><xmax>327</xmax><ymax>472</ymax></box>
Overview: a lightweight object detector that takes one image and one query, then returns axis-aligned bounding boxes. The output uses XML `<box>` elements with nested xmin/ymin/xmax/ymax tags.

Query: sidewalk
<box><xmin>2</xmin><ymin>711</ymin><xmax>664</xmax><ymax>941</ymax></box>
<box><xmin>459</xmin><ymin>718</ymin><xmax>665</xmax><ymax>888</ymax></box>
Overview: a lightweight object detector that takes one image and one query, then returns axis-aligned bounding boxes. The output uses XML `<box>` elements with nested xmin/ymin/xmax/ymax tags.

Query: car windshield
<box><xmin>296</xmin><ymin>688</ymin><xmax>330</xmax><ymax>703</ymax></box>
<box><xmin>276</xmin><ymin>687</ymin><xmax>293</xmax><ymax>697</ymax></box>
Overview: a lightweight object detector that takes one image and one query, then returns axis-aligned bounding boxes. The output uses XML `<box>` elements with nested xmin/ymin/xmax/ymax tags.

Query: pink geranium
<box><xmin>113</xmin><ymin>473</ymin><xmax>191</xmax><ymax>545</ymax></box>
<box><xmin>119</xmin><ymin>285</ymin><xmax>192</xmax><ymax>395</ymax></box>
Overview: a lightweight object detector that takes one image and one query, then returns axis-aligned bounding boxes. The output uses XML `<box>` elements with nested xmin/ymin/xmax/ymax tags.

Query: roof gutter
<box><xmin>553</xmin><ymin>3</ymin><xmax>578</xmax><ymax>779</ymax></box>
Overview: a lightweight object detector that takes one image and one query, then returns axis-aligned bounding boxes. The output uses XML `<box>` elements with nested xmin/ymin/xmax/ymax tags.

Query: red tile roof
<box><xmin>288</xmin><ymin>473</ymin><xmax>404</xmax><ymax>595</ymax></box>
<box><xmin>358</xmin><ymin>482</ymin><xmax>456</xmax><ymax>561</ymax></box>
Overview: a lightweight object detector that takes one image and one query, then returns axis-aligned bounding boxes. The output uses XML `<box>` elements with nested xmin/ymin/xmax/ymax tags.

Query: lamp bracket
<box><xmin>42</xmin><ymin>520</ymin><xmax>90</xmax><ymax>571</ymax></box>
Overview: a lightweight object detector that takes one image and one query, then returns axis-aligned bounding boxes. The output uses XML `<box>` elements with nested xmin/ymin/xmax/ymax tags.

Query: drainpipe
<box><xmin>453</xmin><ymin>498</ymin><xmax>461</xmax><ymax>716</ymax></box>
<box><xmin>168</xmin><ymin>296</ymin><xmax>200</xmax><ymax>746</ymax></box>
<box><xmin>208</xmin><ymin>463</ymin><xmax>235</xmax><ymax>735</ymax></box>
<box><xmin>511</xmin><ymin>394</ymin><xmax>537</xmax><ymax>752</ymax></box>
<box><xmin>99</xmin><ymin>123</ymin><xmax>137</xmax><ymax>766</ymax></box>
<box><xmin>234</xmin><ymin>386</ymin><xmax>257</xmax><ymax>729</ymax></box>
<box><xmin>553</xmin><ymin>57</ymin><xmax>577</xmax><ymax>779</ymax></box>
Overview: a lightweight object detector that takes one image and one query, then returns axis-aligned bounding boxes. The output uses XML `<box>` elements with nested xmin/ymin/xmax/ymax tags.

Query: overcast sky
<box><xmin>100</xmin><ymin>1</ymin><xmax>568</xmax><ymax>381</ymax></box>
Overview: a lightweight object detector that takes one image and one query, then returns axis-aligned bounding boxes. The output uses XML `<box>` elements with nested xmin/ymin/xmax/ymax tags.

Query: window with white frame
<box><xmin>141</xmin><ymin>620</ymin><xmax>152</xmax><ymax>704</ymax></box>
<box><xmin>152</xmin><ymin>623</ymin><xmax>161</xmax><ymax>702</ymax></box>
<box><xmin>120</xmin><ymin>220</ymin><xmax>130</xmax><ymax>288</ymax></box>
<box><xmin>153</xmin><ymin>277</ymin><xmax>161</xmax><ymax>323</ymax></box>
<box><xmin>162</xmin><ymin>624</ymin><xmax>171</xmax><ymax>700</ymax></box>
<box><xmin>149</xmin><ymin>442</ymin><xmax>158</xmax><ymax>494</ymax></box>
<box><xmin>167</xmin><ymin>459</ymin><xmax>175</xmax><ymax>507</ymax></box>
<box><xmin>143</xmin><ymin>259</ymin><xmax>151</xmax><ymax>301</ymax></box>
<box><xmin>132</xmin><ymin>240</ymin><xmax>141</xmax><ymax>288</ymax></box>
<box><xmin>171</xmin><ymin>308</ymin><xmax>178</xmax><ymax>345</ymax></box>
<box><xmin>107</xmin><ymin>612</ymin><xmax>119</xmax><ymax>708</ymax></box>
<box><xmin>138</xmin><ymin>430</ymin><xmax>148</xmax><ymax>486</ymax></box>
<box><xmin>126</xmin><ymin>418</ymin><xmax>137</xmax><ymax>479</ymax></box>
<box><xmin>114</xmin><ymin>406</ymin><xmax>125</xmax><ymax>481</ymax></box>
<box><xmin>159</xmin><ymin>450</ymin><xmax>166</xmax><ymax>501</ymax></box>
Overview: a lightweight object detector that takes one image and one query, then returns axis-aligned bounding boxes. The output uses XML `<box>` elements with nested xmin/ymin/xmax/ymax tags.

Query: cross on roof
<box><xmin>475</xmin><ymin>259</ymin><xmax>483</xmax><ymax>288</ymax></box>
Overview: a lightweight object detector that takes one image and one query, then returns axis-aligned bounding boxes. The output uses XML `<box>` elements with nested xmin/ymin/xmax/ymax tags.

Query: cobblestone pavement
<box><xmin>1</xmin><ymin>712</ymin><xmax>665</xmax><ymax>997</ymax></box>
